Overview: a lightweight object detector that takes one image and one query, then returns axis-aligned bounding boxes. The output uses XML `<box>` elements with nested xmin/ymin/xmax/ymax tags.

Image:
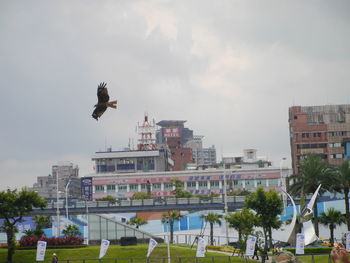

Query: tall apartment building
<box><xmin>31</xmin><ymin>162</ymin><xmax>81</xmax><ymax>200</ymax></box>
<box><xmin>156</xmin><ymin>120</ymin><xmax>194</xmax><ymax>171</ymax></box>
<box><xmin>289</xmin><ymin>104</ymin><xmax>350</xmax><ymax>174</ymax></box>
<box><xmin>185</xmin><ymin>135</ymin><xmax>217</xmax><ymax>166</ymax></box>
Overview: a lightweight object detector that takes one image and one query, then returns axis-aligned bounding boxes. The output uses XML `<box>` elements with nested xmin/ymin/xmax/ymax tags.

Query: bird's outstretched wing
<box><xmin>97</xmin><ymin>82</ymin><xmax>109</xmax><ymax>103</ymax></box>
<box><xmin>92</xmin><ymin>105</ymin><xmax>107</xmax><ymax>120</ymax></box>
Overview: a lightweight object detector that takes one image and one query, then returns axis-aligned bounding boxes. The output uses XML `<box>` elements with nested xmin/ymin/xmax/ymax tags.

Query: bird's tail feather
<box><xmin>107</xmin><ymin>100</ymin><xmax>117</xmax><ymax>109</ymax></box>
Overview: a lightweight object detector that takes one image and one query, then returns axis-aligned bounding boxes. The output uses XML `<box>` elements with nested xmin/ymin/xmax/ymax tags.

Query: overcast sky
<box><xmin>1</xmin><ymin>0</ymin><xmax>349</xmax><ymax>190</ymax></box>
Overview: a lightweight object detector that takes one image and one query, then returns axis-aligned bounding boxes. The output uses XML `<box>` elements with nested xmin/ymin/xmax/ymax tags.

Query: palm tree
<box><xmin>161</xmin><ymin>210</ymin><xmax>182</xmax><ymax>244</ymax></box>
<box><xmin>127</xmin><ymin>217</ymin><xmax>148</xmax><ymax>229</ymax></box>
<box><xmin>200</xmin><ymin>212</ymin><xmax>222</xmax><ymax>245</ymax></box>
<box><xmin>34</xmin><ymin>215</ymin><xmax>51</xmax><ymax>230</ymax></box>
<box><xmin>319</xmin><ymin>208</ymin><xmax>346</xmax><ymax>246</ymax></box>
<box><xmin>333</xmin><ymin>160</ymin><xmax>350</xmax><ymax>231</ymax></box>
<box><xmin>288</xmin><ymin>153</ymin><xmax>333</xmax><ymax>236</ymax></box>
<box><xmin>62</xmin><ymin>224</ymin><xmax>81</xmax><ymax>237</ymax></box>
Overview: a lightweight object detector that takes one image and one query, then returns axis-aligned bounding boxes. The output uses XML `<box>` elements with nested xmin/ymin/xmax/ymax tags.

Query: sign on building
<box><xmin>81</xmin><ymin>177</ymin><xmax>93</xmax><ymax>201</ymax></box>
<box><xmin>163</xmin><ymin>127</ymin><xmax>181</xmax><ymax>138</ymax></box>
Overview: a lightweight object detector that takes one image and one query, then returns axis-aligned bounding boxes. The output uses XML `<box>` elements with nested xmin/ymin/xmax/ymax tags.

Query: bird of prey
<box><xmin>92</xmin><ymin>82</ymin><xmax>117</xmax><ymax>120</ymax></box>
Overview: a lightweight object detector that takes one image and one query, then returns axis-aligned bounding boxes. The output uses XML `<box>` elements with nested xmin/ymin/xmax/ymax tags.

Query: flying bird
<box><xmin>92</xmin><ymin>82</ymin><xmax>117</xmax><ymax>120</ymax></box>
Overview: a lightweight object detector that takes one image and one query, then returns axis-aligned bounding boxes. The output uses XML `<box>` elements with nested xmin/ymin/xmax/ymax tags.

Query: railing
<box><xmin>0</xmin><ymin>254</ymin><xmax>332</xmax><ymax>263</ymax></box>
<box><xmin>31</xmin><ymin>196</ymin><xmax>247</xmax><ymax>213</ymax></box>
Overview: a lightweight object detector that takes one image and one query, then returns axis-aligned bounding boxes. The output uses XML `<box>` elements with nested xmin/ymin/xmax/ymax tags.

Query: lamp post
<box><xmin>85</xmin><ymin>198</ymin><xmax>89</xmax><ymax>245</ymax></box>
<box><xmin>56</xmin><ymin>170</ymin><xmax>60</xmax><ymax>237</ymax></box>
<box><xmin>280</xmin><ymin>158</ymin><xmax>287</xmax><ymax>215</ymax></box>
<box><xmin>223</xmin><ymin>166</ymin><xmax>229</xmax><ymax>246</ymax></box>
<box><xmin>65</xmin><ymin>179</ymin><xmax>72</xmax><ymax>227</ymax></box>
<box><xmin>166</xmin><ymin>217</ymin><xmax>171</xmax><ymax>263</ymax></box>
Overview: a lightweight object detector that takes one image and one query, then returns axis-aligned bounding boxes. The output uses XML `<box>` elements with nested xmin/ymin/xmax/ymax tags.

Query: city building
<box><xmin>156</xmin><ymin>120</ymin><xmax>194</xmax><ymax>171</ymax></box>
<box><xmin>222</xmin><ymin>149</ymin><xmax>271</xmax><ymax>169</ymax></box>
<box><xmin>85</xmin><ymin>167</ymin><xmax>290</xmax><ymax>200</ymax></box>
<box><xmin>289</xmin><ymin>104</ymin><xmax>350</xmax><ymax>173</ymax></box>
<box><xmin>31</xmin><ymin>161</ymin><xmax>81</xmax><ymax>200</ymax></box>
<box><xmin>92</xmin><ymin>148</ymin><xmax>173</xmax><ymax>174</ymax></box>
<box><xmin>185</xmin><ymin>135</ymin><xmax>217</xmax><ymax>167</ymax></box>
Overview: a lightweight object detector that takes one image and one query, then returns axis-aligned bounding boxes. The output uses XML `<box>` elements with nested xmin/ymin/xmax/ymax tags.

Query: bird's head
<box><xmin>92</xmin><ymin>113</ymin><xmax>98</xmax><ymax>120</ymax></box>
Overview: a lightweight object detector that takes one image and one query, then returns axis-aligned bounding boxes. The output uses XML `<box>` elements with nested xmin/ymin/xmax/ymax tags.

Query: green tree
<box><xmin>171</xmin><ymin>179</ymin><xmax>192</xmax><ymax>198</ymax></box>
<box><xmin>245</xmin><ymin>187</ymin><xmax>283</xmax><ymax>250</ymax></box>
<box><xmin>132</xmin><ymin>192</ymin><xmax>150</xmax><ymax>200</ymax></box>
<box><xmin>225</xmin><ymin>208</ymin><xmax>256</xmax><ymax>242</ymax></box>
<box><xmin>288</xmin><ymin>153</ymin><xmax>333</xmax><ymax>236</ymax></box>
<box><xmin>127</xmin><ymin>217</ymin><xmax>148</xmax><ymax>229</ymax></box>
<box><xmin>62</xmin><ymin>224</ymin><xmax>81</xmax><ymax>237</ymax></box>
<box><xmin>0</xmin><ymin>188</ymin><xmax>47</xmax><ymax>263</ymax></box>
<box><xmin>161</xmin><ymin>210</ymin><xmax>183</xmax><ymax>243</ymax></box>
<box><xmin>97</xmin><ymin>195</ymin><xmax>117</xmax><ymax>203</ymax></box>
<box><xmin>200</xmin><ymin>212</ymin><xmax>222</xmax><ymax>245</ymax></box>
<box><xmin>319</xmin><ymin>208</ymin><xmax>346</xmax><ymax>246</ymax></box>
<box><xmin>333</xmin><ymin>160</ymin><xmax>350</xmax><ymax>231</ymax></box>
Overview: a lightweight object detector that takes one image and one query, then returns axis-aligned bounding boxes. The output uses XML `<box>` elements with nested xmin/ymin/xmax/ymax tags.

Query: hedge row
<box><xmin>284</xmin><ymin>247</ymin><xmax>332</xmax><ymax>254</ymax></box>
<box><xmin>19</xmin><ymin>236</ymin><xmax>84</xmax><ymax>247</ymax></box>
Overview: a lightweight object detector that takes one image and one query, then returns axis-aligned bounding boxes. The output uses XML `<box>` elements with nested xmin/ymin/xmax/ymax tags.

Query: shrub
<box><xmin>19</xmin><ymin>236</ymin><xmax>84</xmax><ymax>247</ymax></box>
<box><xmin>284</xmin><ymin>247</ymin><xmax>332</xmax><ymax>254</ymax></box>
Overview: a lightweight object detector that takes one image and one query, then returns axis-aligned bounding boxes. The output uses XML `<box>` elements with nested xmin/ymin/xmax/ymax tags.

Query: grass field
<box><xmin>0</xmin><ymin>244</ymin><xmax>258</xmax><ymax>263</ymax></box>
<box><xmin>0</xmin><ymin>244</ymin><xmax>334</xmax><ymax>263</ymax></box>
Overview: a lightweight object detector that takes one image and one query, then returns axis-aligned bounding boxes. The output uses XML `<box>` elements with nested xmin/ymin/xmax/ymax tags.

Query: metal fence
<box><xmin>0</xmin><ymin>254</ymin><xmax>333</xmax><ymax>263</ymax></box>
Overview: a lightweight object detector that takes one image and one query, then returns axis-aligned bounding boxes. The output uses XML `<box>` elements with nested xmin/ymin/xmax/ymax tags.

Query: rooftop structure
<box><xmin>92</xmin><ymin>148</ymin><xmax>173</xmax><ymax>174</ymax></box>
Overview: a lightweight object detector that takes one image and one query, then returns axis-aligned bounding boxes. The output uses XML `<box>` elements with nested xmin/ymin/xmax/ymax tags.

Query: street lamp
<box><xmin>223</xmin><ymin>167</ymin><xmax>229</xmax><ymax>246</ymax></box>
<box><xmin>164</xmin><ymin>217</ymin><xmax>171</xmax><ymax>263</ymax></box>
<box><xmin>65</xmin><ymin>179</ymin><xmax>72</xmax><ymax>227</ymax></box>
<box><xmin>56</xmin><ymin>171</ymin><xmax>60</xmax><ymax>237</ymax></box>
<box><xmin>280</xmin><ymin>158</ymin><xmax>287</xmax><ymax>215</ymax></box>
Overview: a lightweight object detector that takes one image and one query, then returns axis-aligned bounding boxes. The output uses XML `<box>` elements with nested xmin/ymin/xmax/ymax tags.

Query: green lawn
<box><xmin>0</xmin><ymin>244</ymin><xmax>257</xmax><ymax>263</ymax></box>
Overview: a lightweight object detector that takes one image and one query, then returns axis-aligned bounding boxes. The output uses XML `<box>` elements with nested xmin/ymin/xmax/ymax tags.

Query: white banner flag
<box><xmin>147</xmin><ymin>238</ymin><xmax>158</xmax><ymax>257</ymax></box>
<box><xmin>196</xmin><ymin>237</ymin><xmax>207</xmax><ymax>257</ymax></box>
<box><xmin>296</xmin><ymin>233</ymin><xmax>305</xmax><ymax>254</ymax></box>
<box><xmin>36</xmin><ymin>241</ymin><xmax>47</xmax><ymax>261</ymax></box>
<box><xmin>346</xmin><ymin>232</ymin><xmax>350</xmax><ymax>252</ymax></box>
<box><xmin>99</xmin><ymin>239</ymin><xmax>110</xmax><ymax>259</ymax></box>
<box><xmin>245</xmin><ymin>235</ymin><xmax>257</xmax><ymax>256</ymax></box>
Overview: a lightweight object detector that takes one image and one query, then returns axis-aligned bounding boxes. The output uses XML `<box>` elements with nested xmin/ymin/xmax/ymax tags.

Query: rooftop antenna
<box><xmin>136</xmin><ymin>112</ymin><xmax>157</xmax><ymax>150</ymax></box>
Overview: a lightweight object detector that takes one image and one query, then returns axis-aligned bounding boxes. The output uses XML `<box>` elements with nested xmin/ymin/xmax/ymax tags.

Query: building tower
<box><xmin>137</xmin><ymin>113</ymin><xmax>157</xmax><ymax>150</ymax></box>
<box><xmin>289</xmin><ymin>104</ymin><xmax>350</xmax><ymax>174</ymax></box>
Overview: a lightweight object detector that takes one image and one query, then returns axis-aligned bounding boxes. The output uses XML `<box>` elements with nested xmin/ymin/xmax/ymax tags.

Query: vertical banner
<box><xmin>147</xmin><ymin>238</ymin><xmax>158</xmax><ymax>257</ymax></box>
<box><xmin>296</xmin><ymin>233</ymin><xmax>305</xmax><ymax>254</ymax></box>
<box><xmin>81</xmin><ymin>177</ymin><xmax>93</xmax><ymax>201</ymax></box>
<box><xmin>196</xmin><ymin>237</ymin><xmax>207</xmax><ymax>257</ymax></box>
<box><xmin>245</xmin><ymin>235</ymin><xmax>257</xmax><ymax>256</ymax></box>
<box><xmin>36</xmin><ymin>241</ymin><xmax>47</xmax><ymax>261</ymax></box>
<box><xmin>99</xmin><ymin>239</ymin><xmax>110</xmax><ymax>259</ymax></box>
<box><xmin>346</xmin><ymin>231</ymin><xmax>350</xmax><ymax>252</ymax></box>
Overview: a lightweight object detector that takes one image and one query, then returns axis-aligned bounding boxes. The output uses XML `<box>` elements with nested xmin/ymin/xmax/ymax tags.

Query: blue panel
<box><xmin>180</xmin><ymin>217</ymin><xmax>188</xmax><ymax>230</ymax></box>
<box><xmin>189</xmin><ymin>216</ymin><xmax>203</xmax><ymax>230</ymax></box>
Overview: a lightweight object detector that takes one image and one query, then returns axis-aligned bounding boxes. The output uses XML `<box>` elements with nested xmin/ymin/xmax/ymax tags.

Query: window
<box><xmin>210</xmin><ymin>181</ymin><xmax>220</xmax><ymax>188</ymax></box>
<box><xmin>129</xmin><ymin>184</ymin><xmax>138</xmax><ymax>191</ymax></box>
<box><xmin>245</xmin><ymin>180</ymin><xmax>254</xmax><ymax>188</ymax></box>
<box><xmin>269</xmin><ymin>179</ymin><xmax>279</xmax><ymax>187</ymax></box>
<box><xmin>256</xmin><ymin>179</ymin><xmax>266</xmax><ymax>186</ymax></box>
<box><xmin>329</xmin><ymin>154</ymin><xmax>343</xmax><ymax>159</ymax></box>
<box><xmin>106</xmin><ymin>185</ymin><xmax>115</xmax><ymax>191</ymax></box>
<box><xmin>330</xmin><ymin>131</ymin><xmax>347</xmax><ymax>137</ymax></box>
<box><xmin>329</xmin><ymin>142</ymin><xmax>341</xmax><ymax>148</ymax></box>
<box><xmin>198</xmin><ymin>181</ymin><xmax>208</xmax><ymax>189</ymax></box>
<box><xmin>141</xmin><ymin>184</ymin><xmax>147</xmax><ymax>192</ymax></box>
<box><xmin>302</xmin><ymin>133</ymin><xmax>310</xmax><ymax>138</ymax></box>
<box><xmin>187</xmin><ymin>182</ymin><xmax>196</xmax><ymax>189</ymax></box>
<box><xmin>164</xmin><ymin>183</ymin><xmax>173</xmax><ymax>190</ymax></box>
<box><xmin>118</xmin><ymin>184</ymin><xmax>127</xmax><ymax>192</ymax></box>
<box><xmin>152</xmin><ymin>183</ymin><xmax>161</xmax><ymax>190</ymax></box>
<box><xmin>95</xmin><ymin>185</ymin><xmax>104</xmax><ymax>192</ymax></box>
